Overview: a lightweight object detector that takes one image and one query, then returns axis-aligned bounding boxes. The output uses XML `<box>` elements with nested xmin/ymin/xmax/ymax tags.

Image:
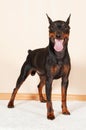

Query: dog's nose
<box><xmin>56</xmin><ymin>34</ymin><xmax>61</xmax><ymax>39</ymax></box>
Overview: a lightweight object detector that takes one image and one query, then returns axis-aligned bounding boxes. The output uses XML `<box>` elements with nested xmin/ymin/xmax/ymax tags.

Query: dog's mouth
<box><xmin>54</xmin><ymin>39</ymin><xmax>64</xmax><ymax>52</ymax></box>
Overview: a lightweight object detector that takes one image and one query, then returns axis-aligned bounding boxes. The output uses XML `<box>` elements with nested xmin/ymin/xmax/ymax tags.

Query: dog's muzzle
<box><xmin>49</xmin><ymin>32</ymin><xmax>69</xmax><ymax>52</ymax></box>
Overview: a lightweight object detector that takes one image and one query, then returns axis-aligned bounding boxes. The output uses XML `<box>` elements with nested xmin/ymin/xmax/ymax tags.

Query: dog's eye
<box><xmin>49</xmin><ymin>25</ymin><xmax>55</xmax><ymax>32</ymax></box>
<box><xmin>64</xmin><ymin>24</ymin><xmax>70</xmax><ymax>29</ymax></box>
<box><xmin>65</xmin><ymin>27</ymin><xmax>68</xmax><ymax>30</ymax></box>
<box><xmin>64</xmin><ymin>26</ymin><xmax>70</xmax><ymax>33</ymax></box>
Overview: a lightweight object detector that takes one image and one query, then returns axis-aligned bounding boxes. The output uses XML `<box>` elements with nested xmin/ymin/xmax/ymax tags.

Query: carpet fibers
<box><xmin>0</xmin><ymin>100</ymin><xmax>86</xmax><ymax>130</ymax></box>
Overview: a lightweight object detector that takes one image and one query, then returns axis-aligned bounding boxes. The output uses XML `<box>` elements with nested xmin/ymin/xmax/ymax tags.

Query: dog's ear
<box><xmin>66</xmin><ymin>14</ymin><xmax>71</xmax><ymax>25</ymax></box>
<box><xmin>46</xmin><ymin>14</ymin><xmax>53</xmax><ymax>25</ymax></box>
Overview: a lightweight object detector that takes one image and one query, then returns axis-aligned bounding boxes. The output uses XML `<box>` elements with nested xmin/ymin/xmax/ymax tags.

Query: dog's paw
<box><xmin>47</xmin><ymin>112</ymin><xmax>55</xmax><ymax>120</ymax></box>
<box><xmin>8</xmin><ymin>102</ymin><xmax>14</xmax><ymax>108</ymax></box>
<box><xmin>40</xmin><ymin>98</ymin><xmax>47</xmax><ymax>103</ymax></box>
<box><xmin>40</xmin><ymin>96</ymin><xmax>47</xmax><ymax>103</ymax></box>
<box><xmin>62</xmin><ymin>109</ymin><xmax>70</xmax><ymax>115</ymax></box>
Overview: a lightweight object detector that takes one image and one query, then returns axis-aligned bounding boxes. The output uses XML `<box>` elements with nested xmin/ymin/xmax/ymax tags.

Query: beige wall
<box><xmin>0</xmin><ymin>0</ymin><xmax>86</xmax><ymax>95</ymax></box>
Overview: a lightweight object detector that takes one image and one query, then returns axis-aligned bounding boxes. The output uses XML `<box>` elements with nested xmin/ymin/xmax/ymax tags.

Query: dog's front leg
<box><xmin>61</xmin><ymin>76</ymin><xmax>70</xmax><ymax>115</ymax></box>
<box><xmin>45</xmin><ymin>78</ymin><xmax>55</xmax><ymax>120</ymax></box>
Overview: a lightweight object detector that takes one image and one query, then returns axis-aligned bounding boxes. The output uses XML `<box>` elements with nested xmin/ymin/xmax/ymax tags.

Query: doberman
<box><xmin>8</xmin><ymin>14</ymin><xmax>71</xmax><ymax>120</ymax></box>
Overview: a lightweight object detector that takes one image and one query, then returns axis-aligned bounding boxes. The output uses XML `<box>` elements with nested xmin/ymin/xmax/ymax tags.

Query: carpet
<box><xmin>0</xmin><ymin>100</ymin><xmax>86</xmax><ymax>130</ymax></box>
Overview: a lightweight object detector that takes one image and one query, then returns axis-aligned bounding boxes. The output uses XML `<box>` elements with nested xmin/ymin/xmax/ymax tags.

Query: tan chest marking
<box><xmin>63</xmin><ymin>65</ymin><xmax>70</xmax><ymax>74</ymax></box>
<box><xmin>50</xmin><ymin>65</ymin><xmax>59</xmax><ymax>75</ymax></box>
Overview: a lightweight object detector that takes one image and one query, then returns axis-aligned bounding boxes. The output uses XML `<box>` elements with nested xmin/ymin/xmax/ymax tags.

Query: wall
<box><xmin>0</xmin><ymin>0</ymin><xmax>86</xmax><ymax>95</ymax></box>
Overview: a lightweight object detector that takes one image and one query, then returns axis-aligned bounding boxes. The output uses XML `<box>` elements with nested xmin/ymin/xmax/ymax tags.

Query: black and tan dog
<box><xmin>8</xmin><ymin>14</ymin><xmax>71</xmax><ymax>120</ymax></box>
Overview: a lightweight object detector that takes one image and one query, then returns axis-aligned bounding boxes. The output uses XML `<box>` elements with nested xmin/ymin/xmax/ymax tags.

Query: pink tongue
<box><xmin>54</xmin><ymin>39</ymin><xmax>63</xmax><ymax>52</ymax></box>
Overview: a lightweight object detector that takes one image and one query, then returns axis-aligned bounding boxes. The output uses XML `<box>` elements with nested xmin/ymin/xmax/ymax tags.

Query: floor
<box><xmin>0</xmin><ymin>100</ymin><xmax>86</xmax><ymax>130</ymax></box>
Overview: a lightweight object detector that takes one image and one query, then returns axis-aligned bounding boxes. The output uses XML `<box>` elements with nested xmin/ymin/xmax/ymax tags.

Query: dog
<box><xmin>8</xmin><ymin>14</ymin><xmax>71</xmax><ymax>120</ymax></box>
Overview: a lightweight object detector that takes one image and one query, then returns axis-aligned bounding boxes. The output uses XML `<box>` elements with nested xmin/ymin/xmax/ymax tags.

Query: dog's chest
<box><xmin>47</xmin><ymin>56</ymin><xmax>63</xmax><ymax>77</ymax></box>
<box><xmin>50</xmin><ymin>65</ymin><xmax>59</xmax><ymax>74</ymax></box>
<box><xmin>50</xmin><ymin>60</ymin><xmax>64</xmax><ymax>79</ymax></box>
<box><xmin>50</xmin><ymin>63</ymin><xmax>62</xmax><ymax>77</ymax></box>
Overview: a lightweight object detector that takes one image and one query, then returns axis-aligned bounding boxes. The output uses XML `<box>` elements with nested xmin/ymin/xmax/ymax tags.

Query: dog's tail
<box><xmin>27</xmin><ymin>49</ymin><xmax>36</xmax><ymax>76</ymax></box>
<box><xmin>28</xmin><ymin>49</ymin><xmax>32</xmax><ymax>54</ymax></box>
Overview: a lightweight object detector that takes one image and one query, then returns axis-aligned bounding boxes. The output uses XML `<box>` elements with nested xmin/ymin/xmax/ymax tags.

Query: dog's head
<box><xmin>47</xmin><ymin>14</ymin><xmax>71</xmax><ymax>52</ymax></box>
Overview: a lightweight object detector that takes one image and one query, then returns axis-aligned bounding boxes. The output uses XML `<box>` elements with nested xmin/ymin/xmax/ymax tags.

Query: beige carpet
<box><xmin>0</xmin><ymin>100</ymin><xmax>86</xmax><ymax>130</ymax></box>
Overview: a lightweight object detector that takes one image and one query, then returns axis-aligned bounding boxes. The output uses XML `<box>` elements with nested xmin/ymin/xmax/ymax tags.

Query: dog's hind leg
<box><xmin>8</xmin><ymin>61</ymin><xmax>32</xmax><ymax>108</ymax></box>
<box><xmin>38</xmin><ymin>76</ymin><xmax>47</xmax><ymax>102</ymax></box>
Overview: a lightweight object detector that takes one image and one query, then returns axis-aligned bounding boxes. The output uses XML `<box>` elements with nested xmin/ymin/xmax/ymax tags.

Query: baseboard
<box><xmin>0</xmin><ymin>93</ymin><xmax>86</xmax><ymax>101</ymax></box>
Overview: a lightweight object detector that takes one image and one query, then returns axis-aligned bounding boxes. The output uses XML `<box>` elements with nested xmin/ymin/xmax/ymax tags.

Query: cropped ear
<box><xmin>66</xmin><ymin>14</ymin><xmax>71</xmax><ymax>25</ymax></box>
<box><xmin>46</xmin><ymin>14</ymin><xmax>53</xmax><ymax>25</ymax></box>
